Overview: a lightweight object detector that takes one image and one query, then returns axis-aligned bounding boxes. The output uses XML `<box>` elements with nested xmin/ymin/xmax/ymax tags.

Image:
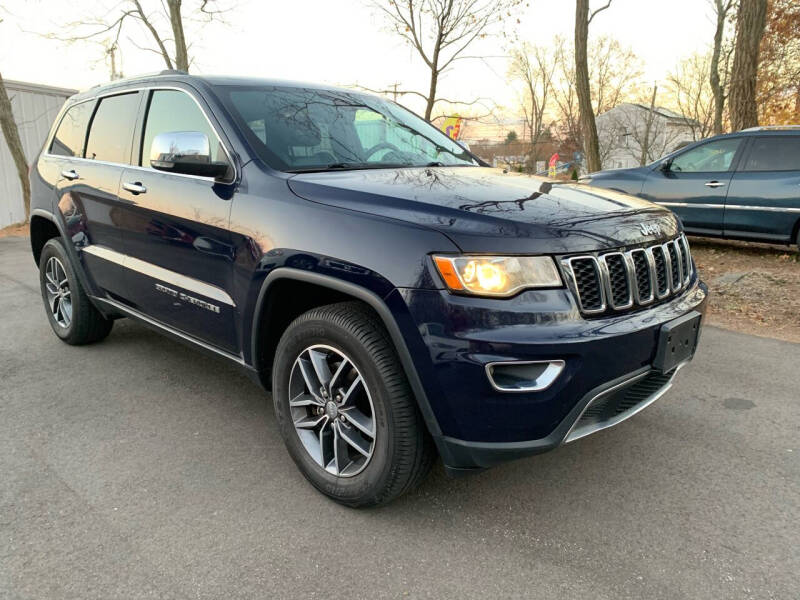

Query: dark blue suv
<box><xmin>584</xmin><ymin>128</ymin><xmax>800</xmax><ymax>248</ymax></box>
<box><xmin>29</xmin><ymin>73</ymin><xmax>708</xmax><ymax>506</ymax></box>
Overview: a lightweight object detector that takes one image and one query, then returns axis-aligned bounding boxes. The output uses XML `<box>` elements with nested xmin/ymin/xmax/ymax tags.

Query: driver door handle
<box><xmin>61</xmin><ymin>169</ymin><xmax>79</xmax><ymax>181</ymax></box>
<box><xmin>122</xmin><ymin>181</ymin><xmax>147</xmax><ymax>195</ymax></box>
<box><xmin>705</xmin><ymin>180</ymin><xmax>725</xmax><ymax>188</ymax></box>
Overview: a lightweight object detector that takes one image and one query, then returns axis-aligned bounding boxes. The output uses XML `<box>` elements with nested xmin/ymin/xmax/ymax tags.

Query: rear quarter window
<box><xmin>49</xmin><ymin>101</ymin><xmax>93</xmax><ymax>157</ymax></box>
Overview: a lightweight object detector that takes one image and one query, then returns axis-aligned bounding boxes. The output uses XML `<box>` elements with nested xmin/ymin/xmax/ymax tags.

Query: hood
<box><xmin>288</xmin><ymin>167</ymin><xmax>679</xmax><ymax>254</ymax></box>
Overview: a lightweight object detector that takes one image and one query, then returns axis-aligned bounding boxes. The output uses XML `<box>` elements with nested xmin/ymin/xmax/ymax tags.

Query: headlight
<box><xmin>433</xmin><ymin>255</ymin><xmax>562</xmax><ymax>297</ymax></box>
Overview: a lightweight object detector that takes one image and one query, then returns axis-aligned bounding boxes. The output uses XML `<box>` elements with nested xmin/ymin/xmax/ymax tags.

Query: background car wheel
<box><xmin>38</xmin><ymin>238</ymin><xmax>113</xmax><ymax>345</ymax></box>
<box><xmin>272</xmin><ymin>301</ymin><xmax>435</xmax><ymax>507</ymax></box>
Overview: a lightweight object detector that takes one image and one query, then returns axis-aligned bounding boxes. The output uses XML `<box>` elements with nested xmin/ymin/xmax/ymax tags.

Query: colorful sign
<box><xmin>548</xmin><ymin>153</ymin><xmax>560</xmax><ymax>178</ymax></box>
<box><xmin>441</xmin><ymin>116</ymin><xmax>463</xmax><ymax>140</ymax></box>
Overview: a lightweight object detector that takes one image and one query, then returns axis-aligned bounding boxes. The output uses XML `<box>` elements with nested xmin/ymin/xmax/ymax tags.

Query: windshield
<box><xmin>216</xmin><ymin>85</ymin><xmax>479</xmax><ymax>172</ymax></box>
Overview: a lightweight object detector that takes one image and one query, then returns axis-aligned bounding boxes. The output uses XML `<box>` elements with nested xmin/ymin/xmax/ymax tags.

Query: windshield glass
<box><xmin>216</xmin><ymin>85</ymin><xmax>478</xmax><ymax>172</ymax></box>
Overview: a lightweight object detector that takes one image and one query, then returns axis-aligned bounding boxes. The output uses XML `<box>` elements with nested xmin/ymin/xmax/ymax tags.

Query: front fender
<box><xmin>248</xmin><ymin>268</ymin><xmax>446</xmax><ymax>452</ymax></box>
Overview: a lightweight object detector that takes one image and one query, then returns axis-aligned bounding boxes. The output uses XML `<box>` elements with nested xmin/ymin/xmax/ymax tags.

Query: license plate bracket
<box><xmin>653</xmin><ymin>311</ymin><xmax>702</xmax><ymax>373</ymax></box>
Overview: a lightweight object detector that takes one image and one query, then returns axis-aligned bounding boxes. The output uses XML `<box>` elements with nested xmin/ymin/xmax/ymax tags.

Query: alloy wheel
<box><xmin>288</xmin><ymin>344</ymin><xmax>376</xmax><ymax>477</ymax></box>
<box><xmin>44</xmin><ymin>256</ymin><xmax>72</xmax><ymax>328</ymax></box>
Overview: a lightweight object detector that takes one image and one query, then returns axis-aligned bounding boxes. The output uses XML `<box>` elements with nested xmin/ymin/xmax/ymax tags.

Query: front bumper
<box><xmin>395</xmin><ymin>278</ymin><xmax>708</xmax><ymax>471</ymax></box>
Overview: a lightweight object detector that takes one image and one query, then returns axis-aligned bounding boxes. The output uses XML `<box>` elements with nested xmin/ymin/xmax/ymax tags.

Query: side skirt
<box><xmin>92</xmin><ymin>296</ymin><xmax>261</xmax><ymax>385</ymax></box>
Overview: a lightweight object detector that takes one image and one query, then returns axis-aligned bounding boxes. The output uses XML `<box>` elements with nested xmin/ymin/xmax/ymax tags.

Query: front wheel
<box><xmin>272</xmin><ymin>302</ymin><xmax>435</xmax><ymax>507</ymax></box>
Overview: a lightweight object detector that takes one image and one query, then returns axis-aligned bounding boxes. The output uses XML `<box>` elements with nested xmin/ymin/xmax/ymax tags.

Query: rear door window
<box><xmin>49</xmin><ymin>101</ymin><xmax>93</xmax><ymax>157</ymax></box>
<box><xmin>85</xmin><ymin>92</ymin><xmax>140</xmax><ymax>164</ymax></box>
<box><xmin>741</xmin><ymin>136</ymin><xmax>800</xmax><ymax>171</ymax></box>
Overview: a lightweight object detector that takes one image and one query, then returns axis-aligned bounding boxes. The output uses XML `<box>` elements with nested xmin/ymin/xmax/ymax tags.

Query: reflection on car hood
<box><xmin>288</xmin><ymin>166</ymin><xmax>679</xmax><ymax>253</ymax></box>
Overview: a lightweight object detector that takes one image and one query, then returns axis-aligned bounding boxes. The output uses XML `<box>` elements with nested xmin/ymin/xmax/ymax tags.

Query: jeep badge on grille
<box><xmin>640</xmin><ymin>222</ymin><xmax>662</xmax><ymax>236</ymax></box>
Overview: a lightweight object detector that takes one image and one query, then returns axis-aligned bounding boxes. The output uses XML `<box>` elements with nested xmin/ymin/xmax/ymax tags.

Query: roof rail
<box><xmin>740</xmin><ymin>125</ymin><xmax>800</xmax><ymax>132</ymax></box>
<box><xmin>158</xmin><ymin>69</ymin><xmax>189</xmax><ymax>75</ymax></box>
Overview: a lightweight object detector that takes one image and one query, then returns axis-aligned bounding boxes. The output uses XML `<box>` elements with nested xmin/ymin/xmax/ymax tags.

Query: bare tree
<box><xmin>0</xmin><ymin>72</ymin><xmax>30</xmax><ymax>221</ymax></box>
<box><xmin>553</xmin><ymin>33</ymin><xmax>639</xmax><ymax>167</ymax></box>
<box><xmin>508</xmin><ymin>42</ymin><xmax>557</xmax><ymax>165</ymax></box>
<box><xmin>709</xmin><ymin>0</ymin><xmax>736</xmax><ymax>134</ymax></box>
<box><xmin>45</xmin><ymin>0</ymin><xmax>229</xmax><ymax>73</ymax></box>
<box><xmin>373</xmin><ymin>0</ymin><xmax>521</xmax><ymax>120</ymax></box>
<box><xmin>729</xmin><ymin>0</ymin><xmax>768</xmax><ymax>130</ymax></box>
<box><xmin>575</xmin><ymin>0</ymin><xmax>613</xmax><ymax>173</ymax></box>
<box><xmin>667</xmin><ymin>52</ymin><xmax>716</xmax><ymax>140</ymax></box>
<box><xmin>591</xmin><ymin>36</ymin><xmax>641</xmax><ymax>114</ymax></box>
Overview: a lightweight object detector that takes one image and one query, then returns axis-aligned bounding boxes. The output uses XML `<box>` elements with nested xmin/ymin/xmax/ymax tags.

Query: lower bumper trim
<box><xmin>439</xmin><ymin>363</ymin><xmax>684</xmax><ymax>473</ymax></box>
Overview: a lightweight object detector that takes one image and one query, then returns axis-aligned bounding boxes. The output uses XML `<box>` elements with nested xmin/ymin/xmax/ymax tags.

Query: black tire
<box><xmin>272</xmin><ymin>302</ymin><xmax>435</xmax><ymax>507</ymax></box>
<box><xmin>38</xmin><ymin>238</ymin><xmax>113</xmax><ymax>345</ymax></box>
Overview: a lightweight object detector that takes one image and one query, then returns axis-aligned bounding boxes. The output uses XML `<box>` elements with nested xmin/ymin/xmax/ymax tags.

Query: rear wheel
<box><xmin>272</xmin><ymin>302</ymin><xmax>435</xmax><ymax>507</ymax></box>
<box><xmin>38</xmin><ymin>238</ymin><xmax>113</xmax><ymax>345</ymax></box>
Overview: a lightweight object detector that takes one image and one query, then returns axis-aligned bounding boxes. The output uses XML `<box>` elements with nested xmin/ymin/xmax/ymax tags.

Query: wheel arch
<box><xmin>30</xmin><ymin>210</ymin><xmax>62</xmax><ymax>265</ymax></box>
<box><xmin>250</xmin><ymin>268</ymin><xmax>444</xmax><ymax>443</ymax></box>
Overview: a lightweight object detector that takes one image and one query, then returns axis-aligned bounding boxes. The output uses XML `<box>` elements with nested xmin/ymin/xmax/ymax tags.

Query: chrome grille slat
<box><xmin>561</xmin><ymin>236</ymin><xmax>694</xmax><ymax>316</ymax></box>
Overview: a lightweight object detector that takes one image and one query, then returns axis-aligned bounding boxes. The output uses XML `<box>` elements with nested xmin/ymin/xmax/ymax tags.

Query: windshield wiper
<box><xmin>287</xmin><ymin>162</ymin><xmax>411</xmax><ymax>174</ymax></box>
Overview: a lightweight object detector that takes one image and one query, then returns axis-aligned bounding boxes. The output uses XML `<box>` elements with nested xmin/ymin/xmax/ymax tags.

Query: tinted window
<box><xmin>85</xmin><ymin>92</ymin><xmax>140</xmax><ymax>164</ymax></box>
<box><xmin>219</xmin><ymin>86</ymin><xmax>477</xmax><ymax>172</ymax></box>
<box><xmin>49</xmin><ymin>101</ymin><xmax>92</xmax><ymax>157</ymax></box>
<box><xmin>670</xmin><ymin>138</ymin><xmax>742</xmax><ymax>173</ymax></box>
<box><xmin>742</xmin><ymin>136</ymin><xmax>800</xmax><ymax>171</ymax></box>
<box><xmin>141</xmin><ymin>90</ymin><xmax>229</xmax><ymax>168</ymax></box>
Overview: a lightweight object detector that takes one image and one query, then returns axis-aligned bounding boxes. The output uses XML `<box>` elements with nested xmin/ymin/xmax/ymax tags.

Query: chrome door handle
<box><xmin>122</xmin><ymin>181</ymin><xmax>147</xmax><ymax>195</ymax></box>
<box><xmin>61</xmin><ymin>169</ymin><xmax>78</xmax><ymax>181</ymax></box>
<box><xmin>704</xmin><ymin>181</ymin><xmax>725</xmax><ymax>188</ymax></box>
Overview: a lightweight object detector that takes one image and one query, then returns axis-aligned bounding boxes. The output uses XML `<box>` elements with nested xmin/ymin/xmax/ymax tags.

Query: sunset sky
<box><xmin>1</xmin><ymin>0</ymin><xmax>719</xmax><ymax>115</ymax></box>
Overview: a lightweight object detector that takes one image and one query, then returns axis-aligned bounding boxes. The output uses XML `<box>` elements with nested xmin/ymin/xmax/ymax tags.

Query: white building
<box><xmin>596</xmin><ymin>103</ymin><xmax>697</xmax><ymax>170</ymax></box>
<box><xmin>0</xmin><ymin>80</ymin><xmax>76</xmax><ymax>228</ymax></box>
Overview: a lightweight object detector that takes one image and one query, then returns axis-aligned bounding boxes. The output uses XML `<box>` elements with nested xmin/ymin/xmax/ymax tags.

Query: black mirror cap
<box><xmin>152</xmin><ymin>160</ymin><xmax>230</xmax><ymax>179</ymax></box>
<box><xmin>658</xmin><ymin>160</ymin><xmax>672</xmax><ymax>172</ymax></box>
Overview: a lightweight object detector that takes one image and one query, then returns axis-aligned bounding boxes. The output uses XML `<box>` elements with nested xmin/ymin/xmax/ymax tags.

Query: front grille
<box><xmin>630</xmin><ymin>249</ymin><xmax>653</xmax><ymax>302</ymax></box>
<box><xmin>565</xmin><ymin>369</ymin><xmax>675</xmax><ymax>442</ymax></box>
<box><xmin>570</xmin><ymin>257</ymin><xmax>604</xmax><ymax>312</ymax></box>
<box><xmin>561</xmin><ymin>235</ymin><xmax>693</xmax><ymax>317</ymax></box>
<box><xmin>603</xmin><ymin>253</ymin><xmax>632</xmax><ymax>308</ymax></box>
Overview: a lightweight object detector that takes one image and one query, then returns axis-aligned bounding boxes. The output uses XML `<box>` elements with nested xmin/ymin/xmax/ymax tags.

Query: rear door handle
<box><xmin>122</xmin><ymin>181</ymin><xmax>147</xmax><ymax>195</ymax></box>
<box><xmin>704</xmin><ymin>180</ymin><xmax>725</xmax><ymax>188</ymax></box>
<box><xmin>61</xmin><ymin>169</ymin><xmax>78</xmax><ymax>181</ymax></box>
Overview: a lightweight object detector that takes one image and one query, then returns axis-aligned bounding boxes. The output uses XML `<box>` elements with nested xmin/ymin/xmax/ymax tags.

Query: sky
<box><xmin>0</xmin><ymin>0</ymin><xmax>718</xmax><ymax>116</ymax></box>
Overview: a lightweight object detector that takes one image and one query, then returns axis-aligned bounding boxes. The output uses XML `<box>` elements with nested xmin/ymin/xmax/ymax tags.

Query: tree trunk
<box><xmin>710</xmin><ymin>0</ymin><xmax>728</xmax><ymax>135</ymax></box>
<box><xmin>424</xmin><ymin>37</ymin><xmax>442</xmax><ymax>122</ymax></box>
<box><xmin>640</xmin><ymin>85</ymin><xmax>658</xmax><ymax>166</ymax></box>
<box><xmin>424</xmin><ymin>69</ymin><xmax>438</xmax><ymax>121</ymax></box>
<box><xmin>0</xmin><ymin>73</ymin><xmax>31</xmax><ymax>222</ymax></box>
<box><xmin>167</xmin><ymin>0</ymin><xmax>190</xmax><ymax>72</ymax></box>
<box><xmin>729</xmin><ymin>0</ymin><xmax>768</xmax><ymax>131</ymax></box>
<box><xmin>575</xmin><ymin>0</ymin><xmax>601</xmax><ymax>172</ymax></box>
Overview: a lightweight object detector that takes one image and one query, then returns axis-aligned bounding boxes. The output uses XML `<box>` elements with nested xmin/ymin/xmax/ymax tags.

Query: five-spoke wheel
<box><xmin>43</xmin><ymin>256</ymin><xmax>72</xmax><ymax>328</ymax></box>
<box><xmin>272</xmin><ymin>302</ymin><xmax>435</xmax><ymax>507</ymax></box>
<box><xmin>289</xmin><ymin>345</ymin><xmax>376</xmax><ymax>477</ymax></box>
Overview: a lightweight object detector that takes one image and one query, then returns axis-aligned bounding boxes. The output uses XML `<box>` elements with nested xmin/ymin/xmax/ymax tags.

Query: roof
<box><xmin>740</xmin><ymin>125</ymin><xmax>800</xmax><ymax>132</ymax></box>
<box><xmin>70</xmin><ymin>71</ymin><xmax>365</xmax><ymax>102</ymax></box>
<box><xmin>2</xmin><ymin>79</ymin><xmax>77</xmax><ymax>98</ymax></box>
<box><xmin>598</xmin><ymin>102</ymin><xmax>701</xmax><ymax>127</ymax></box>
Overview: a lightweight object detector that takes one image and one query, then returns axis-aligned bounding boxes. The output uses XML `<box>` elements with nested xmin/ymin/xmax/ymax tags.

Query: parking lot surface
<box><xmin>1</xmin><ymin>235</ymin><xmax>798</xmax><ymax>599</ymax></box>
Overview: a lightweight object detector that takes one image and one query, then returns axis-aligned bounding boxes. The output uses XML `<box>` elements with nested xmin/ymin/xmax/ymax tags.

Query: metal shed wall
<box><xmin>1</xmin><ymin>80</ymin><xmax>76</xmax><ymax>228</ymax></box>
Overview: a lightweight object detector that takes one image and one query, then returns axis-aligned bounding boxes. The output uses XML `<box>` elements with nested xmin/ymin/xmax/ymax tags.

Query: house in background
<box><xmin>0</xmin><ymin>80</ymin><xmax>75</xmax><ymax>228</ymax></box>
<box><xmin>596</xmin><ymin>103</ymin><xmax>698</xmax><ymax>170</ymax></box>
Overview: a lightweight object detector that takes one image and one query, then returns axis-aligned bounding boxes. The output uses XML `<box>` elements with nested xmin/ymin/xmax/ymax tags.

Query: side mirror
<box><xmin>150</xmin><ymin>131</ymin><xmax>229</xmax><ymax>179</ymax></box>
<box><xmin>659</xmin><ymin>160</ymin><xmax>672</xmax><ymax>173</ymax></box>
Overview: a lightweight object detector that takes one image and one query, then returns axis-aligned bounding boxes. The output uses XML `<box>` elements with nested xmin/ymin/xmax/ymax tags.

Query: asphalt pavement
<box><xmin>1</xmin><ymin>235</ymin><xmax>798</xmax><ymax>599</ymax></box>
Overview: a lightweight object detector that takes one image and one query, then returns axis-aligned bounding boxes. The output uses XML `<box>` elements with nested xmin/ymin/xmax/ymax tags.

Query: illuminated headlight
<box><xmin>433</xmin><ymin>255</ymin><xmax>562</xmax><ymax>297</ymax></box>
